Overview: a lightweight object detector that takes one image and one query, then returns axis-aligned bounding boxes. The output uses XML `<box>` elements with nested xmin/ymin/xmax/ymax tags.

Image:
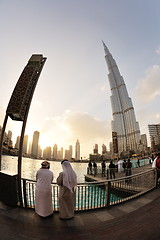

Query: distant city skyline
<box><xmin>0</xmin><ymin>125</ymin><xmax>150</xmax><ymax>159</ymax></box>
<box><xmin>4</xmin><ymin>127</ymin><xmax>111</xmax><ymax>159</ymax></box>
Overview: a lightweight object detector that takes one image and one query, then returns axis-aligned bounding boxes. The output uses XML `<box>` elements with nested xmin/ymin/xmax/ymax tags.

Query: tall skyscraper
<box><xmin>23</xmin><ymin>135</ymin><xmax>28</xmax><ymax>154</ymax></box>
<box><xmin>93</xmin><ymin>144</ymin><xmax>98</xmax><ymax>154</ymax></box>
<box><xmin>43</xmin><ymin>146</ymin><xmax>52</xmax><ymax>159</ymax></box>
<box><xmin>140</xmin><ymin>134</ymin><xmax>148</xmax><ymax>149</ymax></box>
<box><xmin>75</xmin><ymin>140</ymin><xmax>80</xmax><ymax>160</ymax></box>
<box><xmin>64</xmin><ymin>145</ymin><xmax>73</xmax><ymax>160</ymax></box>
<box><xmin>53</xmin><ymin>144</ymin><xmax>58</xmax><ymax>160</ymax></box>
<box><xmin>7</xmin><ymin>130</ymin><xmax>13</xmax><ymax>147</ymax></box>
<box><xmin>7</xmin><ymin>130</ymin><xmax>12</xmax><ymax>141</ymax></box>
<box><xmin>38</xmin><ymin>145</ymin><xmax>42</xmax><ymax>158</ymax></box>
<box><xmin>57</xmin><ymin>147</ymin><xmax>63</xmax><ymax>160</ymax></box>
<box><xmin>103</xmin><ymin>42</ymin><xmax>141</xmax><ymax>154</ymax></box>
<box><xmin>69</xmin><ymin>145</ymin><xmax>73</xmax><ymax>159</ymax></box>
<box><xmin>31</xmin><ymin>131</ymin><xmax>40</xmax><ymax>158</ymax></box>
<box><xmin>28</xmin><ymin>142</ymin><xmax>32</xmax><ymax>155</ymax></box>
<box><xmin>15</xmin><ymin>136</ymin><xmax>20</xmax><ymax>149</ymax></box>
<box><xmin>148</xmin><ymin>124</ymin><xmax>160</xmax><ymax>151</ymax></box>
<box><xmin>102</xmin><ymin>144</ymin><xmax>107</xmax><ymax>154</ymax></box>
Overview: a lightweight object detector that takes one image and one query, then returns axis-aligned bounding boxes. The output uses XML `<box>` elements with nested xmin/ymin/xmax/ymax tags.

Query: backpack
<box><xmin>156</xmin><ymin>157</ymin><xmax>160</xmax><ymax>169</ymax></box>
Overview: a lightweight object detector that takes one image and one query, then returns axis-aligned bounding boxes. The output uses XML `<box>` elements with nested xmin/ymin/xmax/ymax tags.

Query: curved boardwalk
<box><xmin>0</xmin><ymin>188</ymin><xmax>160</xmax><ymax>240</ymax></box>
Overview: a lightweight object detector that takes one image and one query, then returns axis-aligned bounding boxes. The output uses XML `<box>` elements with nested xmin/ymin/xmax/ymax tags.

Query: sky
<box><xmin>0</xmin><ymin>0</ymin><xmax>160</xmax><ymax>158</ymax></box>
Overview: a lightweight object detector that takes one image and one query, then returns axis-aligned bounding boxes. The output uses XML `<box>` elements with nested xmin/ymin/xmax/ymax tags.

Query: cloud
<box><xmin>135</xmin><ymin>65</ymin><xmax>160</xmax><ymax>102</ymax></box>
<box><xmin>155</xmin><ymin>46</ymin><xmax>160</xmax><ymax>55</ymax></box>
<box><xmin>64</xmin><ymin>112</ymin><xmax>109</xmax><ymax>141</ymax></box>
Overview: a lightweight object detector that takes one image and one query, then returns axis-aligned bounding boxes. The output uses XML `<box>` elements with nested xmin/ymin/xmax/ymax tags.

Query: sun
<box><xmin>39</xmin><ymin>135</ymin><xmax>53</xmax><ymax>150</ymax></box>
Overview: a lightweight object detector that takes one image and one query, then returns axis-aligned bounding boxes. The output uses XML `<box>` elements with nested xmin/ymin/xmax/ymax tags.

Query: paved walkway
<box><xmin>0</xmin><ymin>187</ymin><xmax>160</xmax><ymax>240</ymax></box>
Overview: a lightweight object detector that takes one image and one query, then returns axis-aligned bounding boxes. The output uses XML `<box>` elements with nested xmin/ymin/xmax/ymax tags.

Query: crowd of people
<box><xmin>88</xmin><ymin>158</ymin><xmax>133</xmax><ymax>179</ymax></box>
<box><xmin>35</xmin><ymin>160</ymin><xmax>77</xmax><ymax>219</ymax></box>
<box><xmin>88</xmin><ymin>154</ymin><xmax>160</xmax><ymax>186</ymax></box>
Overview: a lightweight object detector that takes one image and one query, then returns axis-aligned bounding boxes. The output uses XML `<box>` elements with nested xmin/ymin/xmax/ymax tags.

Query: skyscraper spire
<box><xmin>102</xmin><ymin>40</ymin><xmax>110</xmax><ymax>56</ymax></box>
<box><xmin>103</xmin><ymin>42</ymin><xmax>141</xmax><ymax>155</ymax></box>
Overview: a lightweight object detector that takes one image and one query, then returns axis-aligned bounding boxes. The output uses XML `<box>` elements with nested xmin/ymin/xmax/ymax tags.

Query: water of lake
<box><xmin>1</xmin><ymin>155</ymin><xmax>91</xmax><ymax>183</ymax></box>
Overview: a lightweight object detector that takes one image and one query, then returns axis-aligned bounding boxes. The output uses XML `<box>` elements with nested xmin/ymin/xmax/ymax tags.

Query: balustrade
<box><xmin>20</xmin><ymin>168</ymin><xmax>156</xmax><ymax>211</ymax></box>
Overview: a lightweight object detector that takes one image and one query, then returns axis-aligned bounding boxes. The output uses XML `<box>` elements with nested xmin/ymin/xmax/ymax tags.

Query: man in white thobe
<box><xmin>35</xmin><ymin>161</ymin><xmax>54</xmax><ymax>217</ymax></box>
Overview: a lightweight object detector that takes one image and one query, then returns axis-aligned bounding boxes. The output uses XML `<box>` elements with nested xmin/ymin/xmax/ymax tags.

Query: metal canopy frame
<box><xmin>0</xmin><ymin>55</ymin><xmax>46</xmax><ymax>206</ymax></box>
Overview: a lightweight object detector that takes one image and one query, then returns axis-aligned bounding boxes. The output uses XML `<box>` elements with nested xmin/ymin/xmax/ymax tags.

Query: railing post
<box><xmin>22</xmin><ymin>179</ymin><xmax>27</xmax><ymax>208</ymax></box>
<box><xmin>106</xmin><ymin>181</ymin><xmax>111</xmax><ymax>207</ymax></box>
<box><xmin>155</xmin><ymin>169</ymin><xmax>158</xmax><ymax>187</ymax></box>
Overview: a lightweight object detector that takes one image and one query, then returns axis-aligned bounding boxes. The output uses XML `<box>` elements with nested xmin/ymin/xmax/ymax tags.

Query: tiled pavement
<box><xmin>0</xmin><ymin>188</ymin><xmax>160</xmax><ymax>240</ymax></box>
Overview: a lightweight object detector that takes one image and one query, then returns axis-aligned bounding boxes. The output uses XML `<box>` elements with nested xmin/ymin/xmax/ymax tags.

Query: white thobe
<box><xmin>35</xmin><ymin>169</ymin><xmax>53</xmax><ymax>217</ymax></box>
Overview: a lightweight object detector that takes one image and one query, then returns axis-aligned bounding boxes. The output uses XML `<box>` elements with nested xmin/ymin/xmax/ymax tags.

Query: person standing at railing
<box><xmin>88</xmin><ymin>160</ymin><xmax>93</xmax><ymax>175</ymax></box>
<box><xmin>57</xmin><ymin>159</ymin><xmax>77</xmax><ymax>220</ymax></box>
<box><xmin>137</xmin><ymin>158</ymin><xmax>140</xmax><ymax>167</ymax></box>
<box><xmin>126</xmin><ymin>159</ymin><xmax>132</xmax><ymax>176</ymax></box>
<box><xmin>152</xmin><ymin>153</ymin><xmax>160</xmax><ymax>187</ymax></box>
<box><xmin>35</xmin><ymin>161</ymin><xmax>54</xmax><ymax>217</ymax></box>
<box><xmin>118</xmin><ymin>159</ymin><xmax>123</xmax><ymax>172</ymax></box>
<box><xmin>122</xmin><ymin>160</ymin><xmax>126</xmax><ymax>172</ymax></box>
<box><xmin>101</xmin><ymin>160</ymin><xmax>106</xmax><ymax>177</ymax></box>
<box><xmin>93</xmin><ymin>161</ymin><xmax>97</xmax><ymax>176</ymax></box>
<box><xmin>109</xmin><ymin>160</ymin><xmax>115</xmax><ymax>179</ymax></box>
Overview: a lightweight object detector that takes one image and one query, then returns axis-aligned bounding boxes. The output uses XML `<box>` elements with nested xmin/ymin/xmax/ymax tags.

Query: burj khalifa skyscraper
<box><xmin>103</xmin><ymin>42</ymin><xmax>141</xmax><ymax>155</ymax></box>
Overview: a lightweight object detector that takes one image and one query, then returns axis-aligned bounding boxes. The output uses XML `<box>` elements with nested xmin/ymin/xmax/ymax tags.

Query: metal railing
<box><xmin>20</xmin><ymin>168</ymin><xmax>156</xmax><ymax>211</ymax></box>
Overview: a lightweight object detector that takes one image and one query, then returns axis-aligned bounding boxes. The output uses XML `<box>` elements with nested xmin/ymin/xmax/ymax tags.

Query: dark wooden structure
<box><xmin>0</xmin><ymin>55</ymin><xmax>46</xmax><ymax>206</ymax></box>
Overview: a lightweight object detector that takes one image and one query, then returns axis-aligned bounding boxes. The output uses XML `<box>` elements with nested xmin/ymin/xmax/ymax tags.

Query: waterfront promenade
<box><xmin>0</xmin><ymin>186</ymin><xmax>160</xmax><ymax>239</ymax></box>
<box><xmin>85</xmin><ymin>163</ymin><xmax>152</xmax><ymax>181</ymax></box>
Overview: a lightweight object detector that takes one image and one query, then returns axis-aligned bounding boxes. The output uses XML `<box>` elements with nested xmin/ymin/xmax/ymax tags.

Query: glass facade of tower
<box><xmin>75</xmin><ymin>140</ymin><xmax>80</xmax><ymax>160</ymax></box>
<box><xmin>103</xmin><ymin>42</ymin><xmax>141</xmax><ymax>154</ymax></box>
<box><xmin>31</xmin><ymin>131</ymin><xmax>40</xmax><ymax>158</ymax></box>
<box><xmin>148</xmin><ymin>124</ymin><xmax>160</xmax><ymax>146</ymax></box>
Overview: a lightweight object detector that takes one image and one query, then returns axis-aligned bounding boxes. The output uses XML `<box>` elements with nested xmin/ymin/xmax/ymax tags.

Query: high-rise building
<box><xmin>38</xmin><ymin>145</ymin><xmax>42</xmax><ymax>158</ymax></box>
<box><xmin>93</xmin><ymin>144</ymin><xmax>98</xmax><ymax>154</ymax></box>
<box><xmin>148</xmin><ymin>124</ymin><xmax>160</xmax><ymax>150</ymax></box>
<box><xmin>141</xmin><ymin>134</ymin><xmax>148</xmax><ymax>149</ymax></box>
<box><xmin>7</xmin><ymin>130</ymin><xmax>12</xmax><ymax>141</ymax></box>
<box><xmin>28</xmin><ymin>142</ymin><xmax>32</xmax><ymax>155</ymax></box>
<box><xmin>53</xmin><ymin>144</ymin><xmax>58</xmax><ymax>160</ymax></box>
<box><xmin>7</xmin><ymin>130</ymin><xmax>13</xmax><ymax>147</ymax></box>
<box><xmin>15</xmin><ymin>136</ymin><xmax>20</xmax><ymax>149</ymax></box>
<box><xmin>69</xmin><ymin>145</ymin><xmax>73</xmax><ymax>159</ymax></box>
<box><xmin>23</xmin><ymin>135</ymin><xmax>28</xmax><ymax>154</ymax></box>
<box><xmin>43</xmin><ymin>146</ymin><xmax>52</xmax><ymax>159</ymax></box>
<box><xmin>103</xmin><ymin>42</ymin><xmax>141</xmax><ymax>155</ymax></box>
<box><xmin>102</xmin><ymin>144</ymin><xmax>107</xmax><ymax>154</ymax></box>
<box><xmin>75</xmin><ymin>140</ymin><xmax>80</xmax><ymax>160</ymax></box>
<box><xmin>64</xmin><ymin>150</ymin><xmax>70</xmax><ymax>160</ymax></box>
<box><xmin>109</xmin><ymin>142</ymin><xmax>113</xmax><ymax>152</ymax></box>
<box><xmin>31</xmin><ymin>131</ymin><xmax>40</xmax><ymax>158</ymax></box>
<box><xmin>57</xmin><ymin>147</ymin><xmax>63</xmax><ymax>160</ymax></box>
<box><xmin>64</xmin><ymin>145</ymin><xmax>73</xmax><ymax>160</ymax></box>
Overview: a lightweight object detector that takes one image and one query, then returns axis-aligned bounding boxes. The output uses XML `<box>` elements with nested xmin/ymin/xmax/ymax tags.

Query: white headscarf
<box><xmin>61</xmin><ymin>160</ymin><xmax>77</xmax><ymax>192</ymax></box>
<box><xmin>152</xmin><ymin>156</ymin><xmax>158</xmax><ymax>168</ymax></box>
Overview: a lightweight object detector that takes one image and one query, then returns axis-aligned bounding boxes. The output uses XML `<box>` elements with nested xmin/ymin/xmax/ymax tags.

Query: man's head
<box><xmin>41</xmin><ymin>161</ymin><xmax>50</xmax><ymax>169</ymax></box>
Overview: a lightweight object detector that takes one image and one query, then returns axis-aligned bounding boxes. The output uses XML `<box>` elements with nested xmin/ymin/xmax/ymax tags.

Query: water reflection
<box><xmin>1</xmin><ymin>155</ymin><xmax>88</xmax><ymax>183</ymax></box>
